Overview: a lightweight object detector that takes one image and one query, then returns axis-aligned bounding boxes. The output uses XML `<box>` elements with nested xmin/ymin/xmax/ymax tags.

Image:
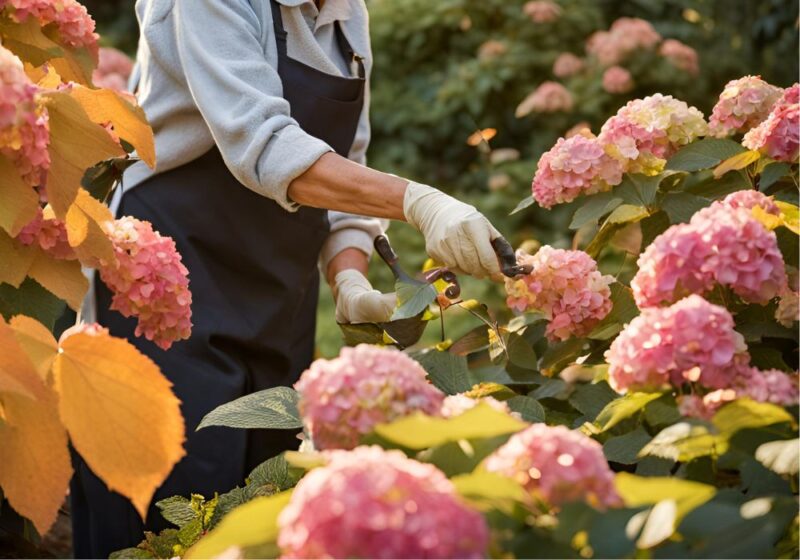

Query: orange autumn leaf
<box><xmin>0</xmin><ymin>390</ymin><xmax>73</xmax><ymax>535</ymax></box>
<box><xmin>466</xmin><ymin>127</ymin><xmax>497</xmax><ymax>147</ymax></box>
<box><xmin>43</xmin><ymin>92</ymin><xmax>125</xmax><ymax>218</ymax></box>
<box><xmin>0</xmin><ymin>316</ymin><xmax>47</xmax><ymax>400</ymax></box>
<box><xmin>70</xmin><ymin>85</ymin><xmax>156</xmax><ymax>168</ymax></box>
<box><xmin>9</xmin><ymin>315</ymin><xmax>58</xmax><ymax>381</ymax></box>
<box><xmin>53</xmin><ymin>331</ymin><xmax>186</xmax><ymax>518</ymax></box>
<box><xmin>65</xmin><ymin>188</ymin><xmax>116</xmax><ymax>267</ymax></box>
<box><xmin>0</xmin><ymin>154</ymin><xmax>39</xmax><ymax>237</ymax></box>
<box><xmin>27</xmin><ymin>250</ymin><xmax>88</xmax><ymax>311</ymax></box>
<box><xmin>0</xmin><ymin>230</ymin><xmax>37</xmax><ymax>288</ymax></box>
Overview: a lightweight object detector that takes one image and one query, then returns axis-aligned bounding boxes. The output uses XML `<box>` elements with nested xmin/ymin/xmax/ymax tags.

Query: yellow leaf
<box><xmin>53</xmin><ymin>331</ymin><xmax>185</xmax><ymax>518</ymax></box>
<box><xmin>0</xmin><ymin>17</ymin><xmax>64</xmax><ymax>68</ymax></box>
<box><xmin>186</xmin><ymin>492</ymin><xmax>293</xmax><ymax>559</ymax></box>
<box><xmin>0</xmin><ymin>390</ymin><xmax>72</xmax><ymax>535</ymax></box>
<box><xmin>70</xmin><ymin>85</ymin><xmax>156</xmax><ymax>168</ymax></box>
<box><xmin>713</xmin><ymin>150</ymin><xmax>761</xmax><ymax>179</ymax></box>
<box><xmin>28</xmin><ymin>62</ymin><xmax>63</xmax><ymax>89</ymax></box>
<box><xmin>48</xmin><ymin>46</ymin><xmax>96</xmax><ymax>86</ymax></box>
<box><xmin>27</xmin><ymin>250</ymin><xmax>88</xmax><ymax>311</ymax></box>
<box><xmin>0</xmin><ymin>316</ymin><xmax>48</xmax><ymax>400</ymax></box>
<box><xmin>9</xmin><ymin>315</ymin><xmax>58</xmax><ymax>381</ymax></box>
<box><xmin>466</xmin><ymin>127</ymin><xmax>497</xmax><ymax>147</ymax></box>
<box><xmin>65</xmin><ymin>188</ymin><xmax>115</xmax><ymax>266</ymax></box>
<box><xmin>42</xmin><ymin>92</ymin><xmax>125</xmax><ymax>218</ymax></box>
<box><xmin>615</xmin><ymin>472</ymin><xmax>715</xmax><ymax>523</ymax></box>
<box><xmin>752</xmin><ymin>205</ymin><xmax>783</xmax><ymax>231</ymax></box>
<box><xmin>0</xmin><ymin>229</ymin><xmax>36</xmax><ymax>287</ymax></box>
<box><xmin>0</xmin><ymin>155</ymin><xmax>39</xmax><ymax>237</ymax></box>
<box><xmin>775</xmin><ymin>201</ymin><xmax>800</xmax><ymax>235</ymax></box>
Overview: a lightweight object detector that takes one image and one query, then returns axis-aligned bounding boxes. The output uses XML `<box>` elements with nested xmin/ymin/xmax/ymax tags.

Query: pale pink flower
<box><xmin>93</xmin><ymin>47</ymin><xmax>134</xmax><ymax>92</ymax></box>
<box><xmin>743</xmin><ymin>84</ymin><xmax>800</xmax><ymax>163</ymax></box>
<box><xmin>485</xmin><ymin>424</ymin><xmax>621</xmax><ymax>510</ymax></box>
<box><xmin>516</xmin><ymin>81</ymin><xmax>573</xmax><ymax>117</ymax></box>
<box><xmin>708</xmin><ymin>76</ymin><xmax>783</xmax><ymax>137</ymax></box>
<box><xmin>553</xmin><ymin>52</ymin><xmax>584</xmax><ymax>78</ymax></box>
<box><xmin>606</xmin><ymin>295</ymin><xmax>749</xmax><ymax>392</ymax></box>
<box><xmin>586</xmin><ymin>18</ymin><xmax>661</xmax><ymax>66</ymax></box>
<box><xmin>531</xmin><ymin>133</ymin><xmax>624</xmax><ymax>208</ymax></box>
<box><xmin>659</xmin><ymin>39</ymin><xmax>699</xmax><ymax>76</ymax></box>
<box><xmin>735</xmin><ymin>367</ymin><xmax>799</xmax><ymax>406</ymax></box>
<box><xmin>0</xmin><ymin>0</ymin><xmax>99</xmax><ymax>52</ymax></box>
<box><xmin>505</xmin><ymin>247</ymin><xmax>613</xmax><ymax>341</ymax></box>
<box><xmin>602</xmin><ymin>66</ymin><xmax>634</xmax><ymax>94</ymax></box>
<box><xmin>598</xmin><ymin>94</ymin><xmax>708</xmax><ymax>175</ymax></box>
<box><xmin>440</xmin><ymin>394</ymin><xmax>512</xmax><ymax>418</ymax></box>
<box><xmin>278</xmin><ymin>446</ymin><xmax>488</xmax><ymax>559</ymax></box>
<box><xmin>523</xmin><ymin>0</ymin><xmax>562</xmax><ymax>23</ymax></box>
<box><xmin>99</xmin><ymin>217</ymin><xmax>192</xmax><ymax>350</ymax></box>
<box><xmin>16</xmin><ymin>207</ymin><xmax>75</xmax><ymax>259</ymax></box>
<box><xmin>0</xmin><ymin>45</ymin><xmax>50</xmax><ymax>187</ymax></box>
<box><xmin>721</xmin><ymin>189</ymin><xmax>780</xmax><ymax>215</ymax></box>
<box><xmin>294</xmin><ymin>345</ymin><xmax>445</xmax><ymax>450</ymax></box>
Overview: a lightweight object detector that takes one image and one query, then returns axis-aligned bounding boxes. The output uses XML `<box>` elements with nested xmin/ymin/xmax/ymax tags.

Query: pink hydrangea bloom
<box><xmin>721</xmin><ymin>189</ymin><xmax>780</xmax><ymax>215</ymax></box>
<box><xmin>531</xmin><ymin>134</ymin><xmax>624</xmax><ymax>208</ymax></box>
<box><xmin>602</xmin><ymin>66</ymin><xmax>634</xmax><ymax>94</ymax></box>
<box><xmin>440</xmin><ymin>394</ymin><xmax>512</xmax><ymax>418</ymax></box>
<box><xmin>516</xmin><ymin>81</ymin><xmax>573</xmax><ymax>117</ymax></box>
<box><xmin>676</xmin><ymin>390</ymin><xmax>737</xmax><ymax>420</ymax></box>
<box><xmin>99</xmin><ymin>217</ymin><xmax>192</xmax><ymax>350</ymax></box>
<box><xmin>553</xmin><ymin>52</ymin><xmax>584</xmax><ymax>78</ymax></box>
<box><xmin>58</xmin><ymin>322</ymin><xmax>109</xmax><ymax>344</ymax></box>
<box><xmin>16</xmin><ymin>207</ymin><xmax>75</xmax><ymax>259</ymax></box>
<box><xmin>606</xmin><ymin>295</ymin><xmax>748</xmax><ymax>392</ymax></box>
<box><xmin>0</xmin><ymin>45</ymin><xmax>50</xmax><ymax>187</ymax></box>
<box><xmin>735</xmin><ymin>367</ymin><xmax>799</xmax><ymax>407</ymax></box>
<box><xmin>743</xmin><ymin>84</ymin><xmax>800</xmax><ymax>163</ymax></box>
<box><xmin>505</xmin><ymin>246</ymin><xmax>613</xmax><ymax>341</ymax></box>
<box><xmin>586</xmin><ymin>18</ymin><xmax>661</xmax><ymax>66</ymax></box>
<box><xmin>294</xmin><ymin>345</ymin><xmax>445</xmax><ymax>450</ymax></box>
<box><xmin>485</xmin><ymin>424</ymin><xmax>621</xmax><ymax>510</ymax></box>
<box><xmin>658</xmin><ymin>39</ymin><xmax>699</xmax><ymax>76</ymax></box>
<box><xmin>0</xmin><ymin>0</ymin><xmax>98</xmax><ymax>52</ymax></box>
<box><xmin>523</xmin><ymin>0</ymin><xmax>561</xmax><ymax>23</ymax></box>
<box><xmin>598</xmin><ymin>94</ymin><xmax>708</xmax><ymax>175</ymax></box>
<box><xmin>708</xmin><ymin>76</ymin><xmax>783</xmax><ymax>137</ymax></box>
<box><xmin>278</xmin><ymin>446</ymin><xmax>488</xmax><ymax>559</ymax></box>
<box><xmin>93</xmin><ymin>47</ymin><xmax>134</xmax><ymax>92</ymax></box>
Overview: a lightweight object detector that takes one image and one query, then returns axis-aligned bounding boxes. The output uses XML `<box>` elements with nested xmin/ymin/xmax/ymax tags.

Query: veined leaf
<box><xmin>0</xmin><ymin>229</ymin><xmax>36</xmax><ymax>288</ymax></box>
<box><xmin>65</xmin><ymin>188</ymin><xmax>116</xmax><ymax>266</ymax></box>
<box><xmin>9</xmin><ymin>314</ymin><xmax>57</xmax><ymax>380</ymax></box>
<box><xmin>570</xmin><ymin>192</ymin><xmax>622</xmax><ymax>230</ymax></box>
<box><xmin>198</xmin><ymin>386</ymin><xmax>302</xmax><ymax>431</ymax></box>
<box><xmin>414</xmin><ymin>350</ymin><xmax>474</xmax><ymax>395</ymax></box>
<box><xmin>713</xmin><ymin>150</ymin><xmax>761</xmax><ymax>178</ymax></box>
<box><xmin>593</xmin><ymin>392</ymin><xmax>663</xmax><ymax>433</ymax></box>
<box><xmin>392</xmin><ymin>279</ymin><xmax>437</xmax><ymax>320</ymax></box>
<box><xmin>27</xmin><ymin>248</ymin><xmax>88</xmax><ymax>310</ymax></box>
<box><xmin>0</xmin><ymin>316</ymin><xmax>48</xmax><ymax>400</ymax></box>
<box><xmin>53</xmin><ymin>330</ymin><xmax>185</xmax><ymax>518</ymax></box>
<box><xmin>666</xmin><ymin>138</ymin><xmax>747</xmax><ymax>172</ymax></box>
<box><xmin>0</xmin><ymin>155</ymin><xmax>39</xmax><ymax>237</ymax></box>
<box><xmin>661</xmin><ymin>192</ymin><xmax>710</xmax><ymax>224</ymax></box>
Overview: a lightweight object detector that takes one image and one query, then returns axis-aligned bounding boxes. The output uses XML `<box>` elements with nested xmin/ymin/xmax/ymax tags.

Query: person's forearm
<box><xmin>326</xmin><ymin>247</ymin><xmax>369</xmax><ymax>290</ymax></box>
<box><xmin>287</xmin><ymin>152</ymin><xmax>408</xmax><ymax>221</ymax></box>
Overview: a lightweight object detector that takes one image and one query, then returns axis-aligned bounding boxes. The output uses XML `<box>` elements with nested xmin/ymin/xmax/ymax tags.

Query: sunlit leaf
<box><xmin>451</xmin><ymin>470</ymin><xmax>527</xmax><ymax>513</ymax></box>
<box><xmin>9</xmin><ymin>314</ymin><xmax>57</xmax><ymax>380</ymax></box>
<box><xmin>0</xmin><ymin>316</ymin><xmax>47</xmax><ymax>399</ymax></box>
<box><xmin>391</xmin><ymin>279</ymin><xmax>437</xmax><ymax>320</ymax></box>
<box><xmin>65</xmin><ymin>188</ymin><xmax>116</xmax><ymax>266</ymax></box>
<box><xmin>27</xmin><ymin>249</ymin><xmax>88</xmax><ymax>310</ymax></box>
<box><xmin>775</xmin><ymin>201</ymin><xmax>800</xmax><ymax>235</ymax></box>
<box><xmin>755</xmin><ymin>439</ymin><xmax>799</xmax><ymax>476</ymax></box>
<box><xmin>711</xmin><ymin>399</ymin><xmax>794</xmax><ymax>435</ymax></box>
<box><xmin>592</xmin><ymin>392</ymin><xmax>663</xmax><ymax>433</ymax></box>
<box><xmin>0</xmin><ymin>229</ymin><xmax>36</xmax><ymax>287</ymax></box>
<box><xmin>713</xmin><ymin>150</ymin><xmax>761</xmax><ymax>178</ymax></box>
<box><xmin>53</xmin><ymin>330</ymin><xmax>185</xmax><ymax>518</ymax></box>
<box><xmin>0</xmin><ymin>155</ymin><xmax>38</xmax><ymax>237</ymax></box>
<box><xmin>615</xmin><ymin>472</ymin><xmax>716</xmax><ymax>522</ymax></box>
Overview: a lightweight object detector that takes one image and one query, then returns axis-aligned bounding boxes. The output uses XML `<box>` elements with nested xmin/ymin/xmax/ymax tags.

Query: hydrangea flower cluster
<box><xmin>0</xmin><ymin>0</ymin><xmax>99</xmax><ymax>51</ymax></box>
<box><xmin>93</xmin><ymin>47</ymin><xmax>134</xmax><ymax>92</ymax></box>
<box><xmin>708</xmin><ymin>76</ymin><xmax>783</xmax><ymax>137</ymax></box>
<box><xmin>522</xmin><ymin>0</ymin><xmax>561</xmax><ymax>23</ymax></box>
<box><xmin>516</xmin><ymin>81</ymin><xmax>573</xmax><ymax>117</ymax></box>
<box><xmin>484</xmin><ymin>424</ymin><xmax>621</xmax><ymax>510</ymax></box>
<box><xmin>16</xmin><ymin>207</ymin><xmax>74</xmax><ymax>259</ymax></box>
<box><xmin>602</xmin><ymin>66</ymin><xmax>634</xmax><ymax>94</ymax></box>
<box><xmin>720</xmin><ymin>188</ymin><xmax>780</xmax><ymax>214</ymax></box>
<box><xmin>277</xmin><ymin>446</ymin><xmax>488</xmax><ymax>559</ymax></box>
<box><xmin>531</xmin><ymin>133</ymin><xmax>624</xmax><ymax>208</ymax></box>
<box><xmin>598</xmin><ymin>94</ymin><xmax>708</xmax><ymax>175</ymax></box>
<box><xmin>294</xmin><ymin>345</ymin><xmax>445</xmax><ymax>450</ymax></box>
<box><xmin>743</xmin><ymin>84</ymin><xmax>800</xmax><ymax>163</ymax></box>
<box><xmin>586</xmin><ymin>18</ymin><xmax>661</xmax><ymax>66</ymax></box>
<box><xmin>0</xmin><ymin>45</ymin><xmax>50</xmax><ymax>187</ymax></box>
<box><xmin>606</xmin><ymin>295</ymin><xmax>749</xmax><ymax>392</ymax></box>
<box><xmin>505</xmin><ymin>246</ymin><xmax>614</xmax><ymax>341</ymax></box>
<box><xmin>658</xmin><ymin>39</ymin><xmax>699</xmax><ymax>76</ymax></box>
<box><xmin>99</xmin><ymin>217</ymin><xmax>192</xmax><ymax>350</ymax></box>
<box><xmin>553</xmin><ymin>52</ymin><xmax>584</xmax><ymax>78</ymax></box>
<box><xmin>440</xmin><ymin>393</ymin><xmax>512</xmax><ymax>418</ymax></box>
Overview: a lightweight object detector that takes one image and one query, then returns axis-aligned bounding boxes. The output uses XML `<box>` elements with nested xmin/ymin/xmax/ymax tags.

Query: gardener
<box><xmin>70</xmin><ymin>0</ymin><xmax>506</xmax><ymax>556</ymax></box>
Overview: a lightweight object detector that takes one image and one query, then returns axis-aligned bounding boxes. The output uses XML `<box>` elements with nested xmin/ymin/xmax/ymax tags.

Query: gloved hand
<box><xmin>404</xmin><ymin>182</ymin><xmax>503</xmax><ymax>280</ymax></box>
<box><xmin>334</xmin><ymin>269</ymin><xmax>397</xmax><ymax>324</ymax></box>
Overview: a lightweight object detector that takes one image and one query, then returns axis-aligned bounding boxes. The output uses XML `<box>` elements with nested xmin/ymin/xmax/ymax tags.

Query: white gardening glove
<box><xmin>404</xmin><ymin>182</ymin><xmax>503</xmax><ymax>280</ymax></box>
<box><xmin>334</xmin><ymin>269</ymin><xmax>397</xmax><ymax>324</ymax></box>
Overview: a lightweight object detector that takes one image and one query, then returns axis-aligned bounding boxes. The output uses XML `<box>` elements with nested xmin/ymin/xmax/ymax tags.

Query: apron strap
<box><xmin>269</xmin><ymin>0</ymin><xmax>365</xmax><ymax>79</ymax></box>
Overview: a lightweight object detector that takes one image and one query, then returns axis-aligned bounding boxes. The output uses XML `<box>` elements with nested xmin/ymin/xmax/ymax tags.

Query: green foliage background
<box><xmin>87</xmin><ymin>0</ymin><xmax>799</xmax><ymax>357</ymax></box>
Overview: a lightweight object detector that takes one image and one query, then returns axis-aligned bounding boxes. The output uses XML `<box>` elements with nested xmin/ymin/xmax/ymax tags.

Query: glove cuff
<box><xmin>403</xmin><ymin>181</ymin><xmax>441</xmax><ymax>232</ymax></box>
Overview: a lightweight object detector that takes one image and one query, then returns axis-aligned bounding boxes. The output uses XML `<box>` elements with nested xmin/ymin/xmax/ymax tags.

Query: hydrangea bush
<box><xmin>165</xmin><ymin>74</ymin><xmax>798</xmax><ymax>560</ymax></box>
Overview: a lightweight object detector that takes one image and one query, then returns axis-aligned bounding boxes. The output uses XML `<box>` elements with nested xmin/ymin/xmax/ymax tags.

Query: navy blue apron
<box><xmin>70</xmin><ymin>3</ymin><xmax>365</xmax><ymax>557</ymax></box>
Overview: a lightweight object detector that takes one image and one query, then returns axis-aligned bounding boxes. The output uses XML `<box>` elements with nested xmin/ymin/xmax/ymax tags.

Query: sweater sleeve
<box><xmin>172</xmin><ymin>0</ymin><xmax>332</xmax><ymax>211</ymax></box>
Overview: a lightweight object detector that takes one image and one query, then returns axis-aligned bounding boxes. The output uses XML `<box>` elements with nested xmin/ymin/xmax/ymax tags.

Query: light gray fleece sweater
<box><xmin>125</xmin><ymin>0</ymin><xmax>386</xmax><ymax>268</ymax></box>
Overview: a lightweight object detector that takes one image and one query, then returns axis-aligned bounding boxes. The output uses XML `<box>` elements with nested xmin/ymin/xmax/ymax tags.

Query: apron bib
<box><xmin>70</xmin><ymin>3</ymin><xmax>365</xmax><ymax>557</ymax></box>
